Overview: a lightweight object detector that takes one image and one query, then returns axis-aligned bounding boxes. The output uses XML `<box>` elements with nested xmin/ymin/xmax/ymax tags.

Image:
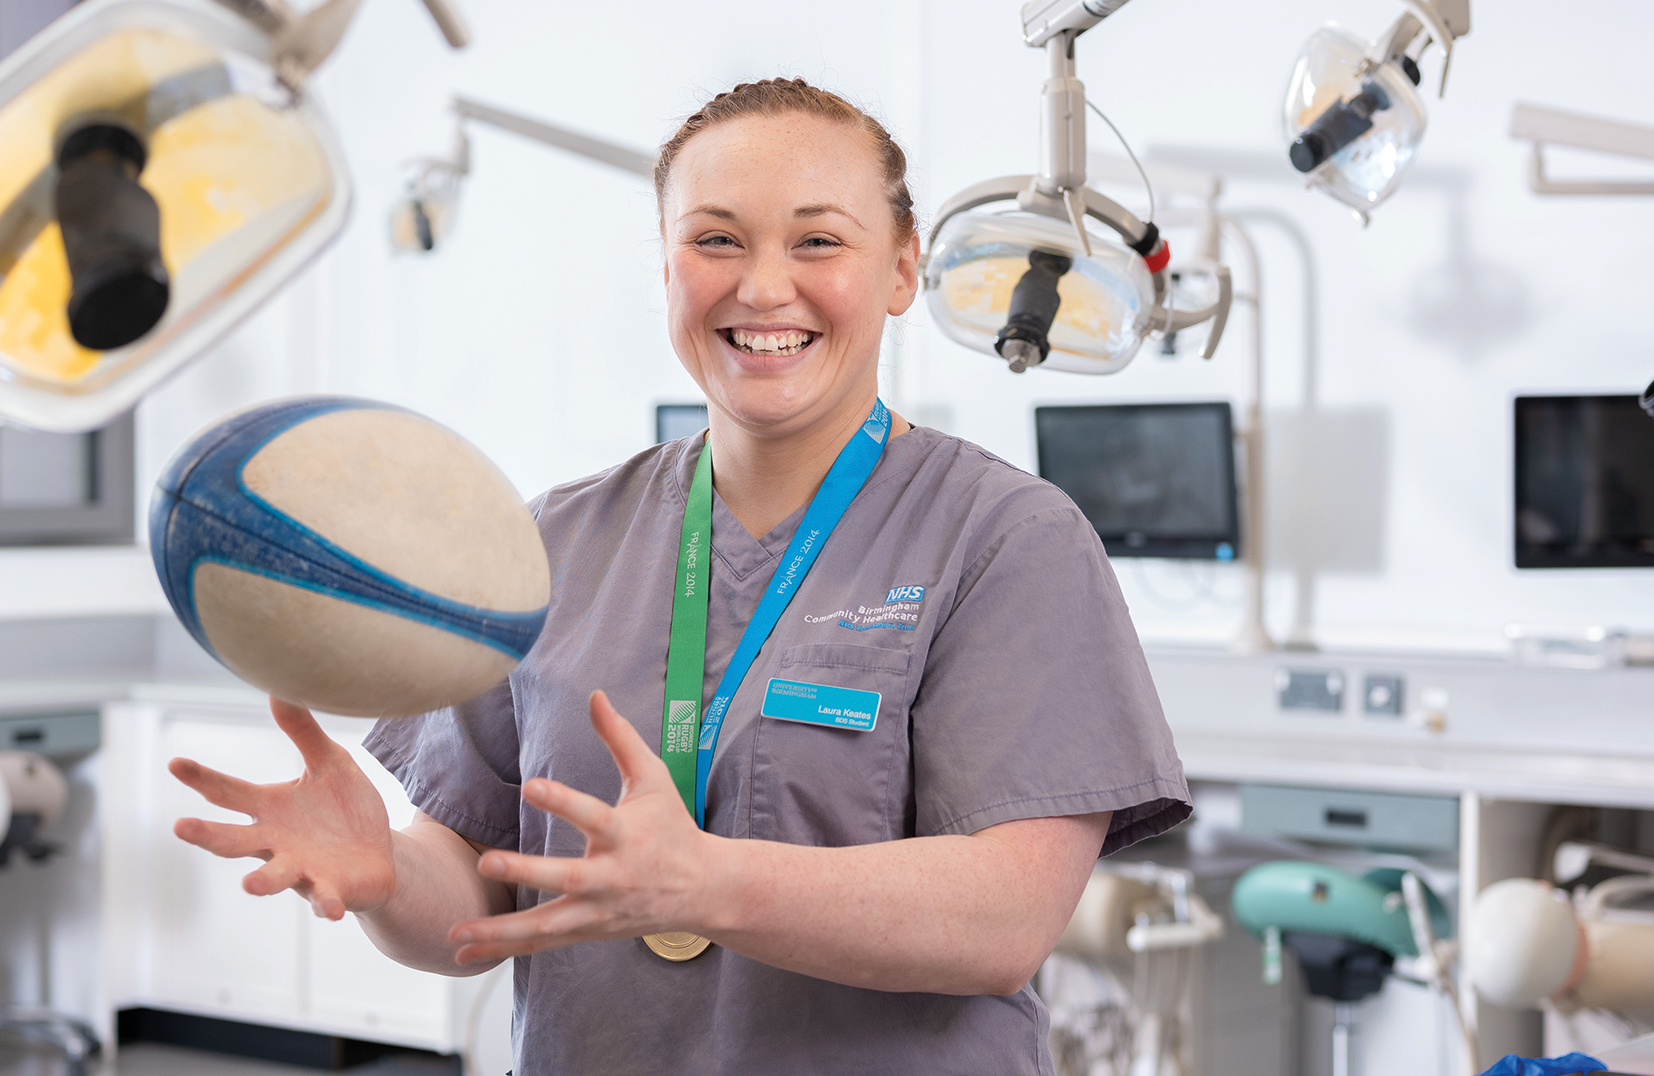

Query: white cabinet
<box><xmin>103</xmin><ymin>695</ymin><xmax>503</xmax><ymax>1057</ymax></box>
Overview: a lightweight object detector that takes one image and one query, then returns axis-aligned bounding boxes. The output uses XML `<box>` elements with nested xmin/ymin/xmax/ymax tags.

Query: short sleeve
<box><xmin>364</xmin><ymin>680</ymin><xmax>523</xmax><ymax>849</ymax></box>
<box><xmin>910</xmin><ymin>505</ymin><xmax>1190</xmax><ymax>856</ymax></box>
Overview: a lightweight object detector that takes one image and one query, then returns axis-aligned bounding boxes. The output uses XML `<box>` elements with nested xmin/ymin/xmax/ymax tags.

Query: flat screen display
<box><xmin>656</xmin><ymin>403</ymin><xmax>709</xmax><ymax>444</ymax></box>
<box><xmin>1035</xmin><ymin>402</ymin><xmax>1239</xmax><ymax>560</ymax></box>
<box><xmin>1515</xmin><ymin>394</ymin><xmax>1654</xmax><ymax>568</ymax></box>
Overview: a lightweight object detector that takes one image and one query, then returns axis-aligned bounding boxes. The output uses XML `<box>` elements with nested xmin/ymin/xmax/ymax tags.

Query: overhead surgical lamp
<box><xmin>1283</xmin><ymin>0</ymin><xmax>1469</xmax><ymax>221</ymax></box>
<box><xmin>923</xmin><ymin>0</ymin><xmax>1232</xmax><ymax>376</ymax></box>
<box><xmin>0</xmin><ymin>0</ymin><xmax>467</xmax><ymax>432</ymax></box>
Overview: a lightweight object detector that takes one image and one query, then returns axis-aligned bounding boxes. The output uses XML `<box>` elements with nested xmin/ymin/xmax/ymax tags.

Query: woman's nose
<box><xmin>736</xmin><ymin>245</ymin><xmax>796</xmax><ymax>310</ymax></box>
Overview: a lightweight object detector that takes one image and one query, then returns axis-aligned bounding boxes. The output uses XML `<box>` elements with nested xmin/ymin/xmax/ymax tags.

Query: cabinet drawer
<box><xmin>1240</xmin><ymin>783</ymin><xmax>1459</xmax><ymax>852</ymax></box>
<box><xmin>0</xmin><ymin>710</ymin><xmax>99</xmax><ymax>757</ymax></box>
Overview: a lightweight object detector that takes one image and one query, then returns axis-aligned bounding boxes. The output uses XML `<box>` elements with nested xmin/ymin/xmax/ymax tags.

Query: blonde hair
<box><xmin>654</xmin><ymin>77</ymin><xmax>917</xmax><ymax>244</ymax></box>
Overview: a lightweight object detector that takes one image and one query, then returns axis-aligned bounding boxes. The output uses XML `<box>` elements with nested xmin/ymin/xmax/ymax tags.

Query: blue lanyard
<box><xmin>690</xmin><ymin>399</ymin><xmax>891</xmax><ymax>825</ymax></box>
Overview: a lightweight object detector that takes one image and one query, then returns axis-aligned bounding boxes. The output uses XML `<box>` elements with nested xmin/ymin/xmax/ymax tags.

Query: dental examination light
<box><xmin>923</xmin><ymin>0</ymin><xmax>1232</xmax><ymax>376</ymax></box>
<box><xmin>0</xmin><ymin>0</ymin><xmax>468</xmax><ymax>432</ymax></box>
<box><xmin>391</xmin><ymin>96</ymin><xmax>656</xmax><ymax>254</ymax></box>
<box><xmin>1283</xmin><ymin>0</ymin><xmax>1469</xmax><ymax>221</ymax></box>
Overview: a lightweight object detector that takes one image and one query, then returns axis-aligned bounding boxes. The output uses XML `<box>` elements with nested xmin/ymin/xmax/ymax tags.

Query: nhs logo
<box><xmin>885</xmin><ymin>585</ymin><xmax>925</xmax><ymax>603</ymax></box>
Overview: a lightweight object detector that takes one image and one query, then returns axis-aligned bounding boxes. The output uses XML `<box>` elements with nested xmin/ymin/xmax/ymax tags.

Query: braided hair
<box><xmin>654</xmin><ymin>77</ymin><xmax>916</xmax><ymax>245</ymax></box>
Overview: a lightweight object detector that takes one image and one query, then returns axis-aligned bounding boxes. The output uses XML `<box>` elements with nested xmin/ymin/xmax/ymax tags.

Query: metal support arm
<box><xmin>452</xmin><ymin>97</ymin><xmax>656</xmax><ymax>178</ymax></box>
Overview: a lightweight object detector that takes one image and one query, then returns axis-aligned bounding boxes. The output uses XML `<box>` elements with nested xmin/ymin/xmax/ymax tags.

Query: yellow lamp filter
<box><xmin>925</xmin><ymin>210</ymin><xmax>1152</xmax><ymax>376</ymax></box>
<box><xmin>0</xmin><ymin>0</ymin><xmax>350</xmax><ymax>431</ymax></box>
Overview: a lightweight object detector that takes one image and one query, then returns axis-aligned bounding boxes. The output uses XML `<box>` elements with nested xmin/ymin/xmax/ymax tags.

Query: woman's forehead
<box><xmin>666</xmin><ymin>113</ymin><xmax>885</xmax><ymax>223</ymax></box>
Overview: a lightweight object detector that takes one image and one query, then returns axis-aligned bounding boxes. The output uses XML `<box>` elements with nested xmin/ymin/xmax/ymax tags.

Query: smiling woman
<box><xmin>167</xmin><ymin>77</ymin><xmax>1191</xmax><ymax>1076</ymax></box>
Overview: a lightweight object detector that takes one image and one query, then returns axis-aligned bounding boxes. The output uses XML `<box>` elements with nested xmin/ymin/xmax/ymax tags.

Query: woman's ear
<box><xmin>887</xmin><ymin>231</ymin><xmax>921</xmax><ymax>317</ymax></box>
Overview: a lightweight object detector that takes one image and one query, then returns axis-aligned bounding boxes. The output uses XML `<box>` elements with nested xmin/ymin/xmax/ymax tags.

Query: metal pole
<box><xmin>1332</xmin><ymin>1002</ymin><xmax>1354</xmax><ymax>1076</ymax></box>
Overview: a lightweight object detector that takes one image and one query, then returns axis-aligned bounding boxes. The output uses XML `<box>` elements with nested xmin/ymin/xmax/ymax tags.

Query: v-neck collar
<box><xmin>668</xmin><ymin>423</ymin><xmax>935</xmax><ymax>585</ymax></box>
<box><xmin>708</xmin><ymin>490</ymin><xmax>805</xmax><ymax>583</ymax></box>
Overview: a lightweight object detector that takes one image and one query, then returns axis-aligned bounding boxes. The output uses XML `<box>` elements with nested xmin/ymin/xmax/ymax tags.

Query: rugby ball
<box><xmin>150</xmin><ymin>397</ymin><xmax>550</xmax><ymax>717</ymax></box>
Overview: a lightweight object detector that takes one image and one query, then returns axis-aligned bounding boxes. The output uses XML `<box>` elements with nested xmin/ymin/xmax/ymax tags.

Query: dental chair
<box><xmin>1232</xmin><ymin>861</ymin><xmax>1463</xmax><ymax>1076</ymax></box>
<box><xmin>0</xmin><ymin>751</ymin><xmax>101</xmax><ymax>1076</ymax></box>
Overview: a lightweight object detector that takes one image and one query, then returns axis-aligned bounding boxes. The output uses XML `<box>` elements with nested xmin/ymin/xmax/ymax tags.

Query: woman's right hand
<box><xmin>170</xmin><ymin>697</ymin><xmax>396</xmax><ymax>921</ymax></box>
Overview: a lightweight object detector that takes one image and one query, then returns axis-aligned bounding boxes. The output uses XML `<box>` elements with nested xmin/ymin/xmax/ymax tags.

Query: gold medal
<box><xmin>643</xmin><ymin>931</ymin><xmax>712</xmax><ymax>961</ymax></box>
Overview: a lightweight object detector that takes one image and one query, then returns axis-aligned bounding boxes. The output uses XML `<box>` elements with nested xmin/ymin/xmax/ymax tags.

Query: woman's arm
<box><xmin>449</xmin><ymin>691</ymin><xmax>1109</xmax><ymax>995</ymax></box>
<box><xmin>357</xmin><ymin>814</ymin><xmax>518</xmax><ymax>975</ymax></box>
<box><xmin>172</xmin><ymin>698</ymin><xmax>516</xmax><ymax>977</ymax></box>
<box><xmin>703</xmin><ymin>812</ymin><xmax>1107</xmax><ymax>994</ymax></box>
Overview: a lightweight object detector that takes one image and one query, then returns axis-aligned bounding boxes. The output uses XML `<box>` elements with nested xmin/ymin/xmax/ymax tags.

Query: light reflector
<box><xmin>0</xmin><ymin>0</ymin><xmax>350</xmax><ymax>431</ymax></box>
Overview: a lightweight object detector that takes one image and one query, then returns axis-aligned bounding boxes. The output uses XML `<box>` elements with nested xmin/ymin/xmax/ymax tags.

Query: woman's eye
<box><xmin>800</xmin><ymin>236</ymin><xmax>841</xmax><ymax>250</ymax></box>
<box><xmin>697</xmin><ymin>235</ymin><xmax>737</xmax><ymax>249</ymax></box>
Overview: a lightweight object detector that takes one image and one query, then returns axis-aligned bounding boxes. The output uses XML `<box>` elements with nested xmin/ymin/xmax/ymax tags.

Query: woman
<box><xmin>171</xmin><ymin>79</ymin><xmax>1190</xmax><ymax>1075</ymax></box>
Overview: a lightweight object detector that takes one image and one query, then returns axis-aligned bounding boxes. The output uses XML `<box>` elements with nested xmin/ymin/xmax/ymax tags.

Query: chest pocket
<box><xmin>744</xmin><ymin>642</ymin><xmax>915</xmax><ymax>846</ymax></box>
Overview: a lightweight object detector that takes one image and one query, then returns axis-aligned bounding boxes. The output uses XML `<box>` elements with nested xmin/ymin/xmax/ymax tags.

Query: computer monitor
<box><xmin>0</xmin><ymin>410</ymin><xmax>134</xmax><ymax>546</ymax></box>
<box><xmin>655</xmin><ymin>403</ymin><xmax>710</xmax><ymax>444</ymax></box>
<box><xmin>1034</xmin><ymin>402</ymin><xmax>1239</xmax><ymax>560</ymax></box>
<box><xmin>1515</xmin><ymin>394</ymin><xmax>1654</xmax><ymax>568</ymax></box>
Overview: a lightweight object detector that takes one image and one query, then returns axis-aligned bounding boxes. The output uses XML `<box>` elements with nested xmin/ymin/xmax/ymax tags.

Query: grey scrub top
<box><xmin>366</xmin><ymin>425</ymin><xmax>1190</xmax><ymax>1076</ymax></box>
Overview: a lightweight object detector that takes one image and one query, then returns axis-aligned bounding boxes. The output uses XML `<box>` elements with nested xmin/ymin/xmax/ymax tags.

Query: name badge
<box><xmin>762</xmin><ymin>678</ymin><xmax>880</xmax><ymax>732</ymax></box>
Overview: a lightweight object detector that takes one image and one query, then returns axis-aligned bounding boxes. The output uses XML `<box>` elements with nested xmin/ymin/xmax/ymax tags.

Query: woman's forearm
<box><xmin>694</xmin><ymin>812</ymin><xmax>1110</xmax><ymax>995</ymax></box>
<box><xmin>359</xmin><ymin>817</ymin><xmax>517</xmax><ymax>976</ymax></box>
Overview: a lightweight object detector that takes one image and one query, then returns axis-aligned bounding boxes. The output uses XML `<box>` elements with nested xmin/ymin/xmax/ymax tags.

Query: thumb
<box><xmin>269</xmin><ymin>696</ymin><xmax>341</xmax><ymax>771</ymax></box>
<box><xmin>588</xmin><ymin>690</ymin><xmax>668</xmax><ymax>793</ymax></box>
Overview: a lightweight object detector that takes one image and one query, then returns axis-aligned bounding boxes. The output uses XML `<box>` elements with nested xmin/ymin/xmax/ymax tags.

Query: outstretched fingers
<box><xmin>588</xmin><ymin>690</ymin><xmax>668</xmax><ymax>792</ymax></box>
<box><xmin>476</xmin><ymin>847</ymin><xmax>600</xmax><ymax>897</ymax></box>
<box><xmin>169</xmin><ymin>757</ymin><xmax>258</xmax><ymax>815</ymax></box>
<box><xmin>306</xmin><ymin>877</ymin><xmax>348</xmax><ymax>922</ymax></box>
<box><xmin>449</xmin><ymin>898</ymin><xmax>600</xmax><ymax>964</ymax></box>
<box><xmin>523</xmin><ymin>777</ymin><xmax>620</xmax><ymax>846</ymax></box>
<box><xmin>243</xmin><ymin>854</ymin><xmax>302</xmax><ymax>897</ymax></box>
<box><xmin>174</xmin><ymin>817</ymin><xmax>268</xmax><ymax>860</ymax></box>
<box><xmin>269</xmin><ymin>696</ymin><xmax>343</xmax><ymax>772</ymax></box>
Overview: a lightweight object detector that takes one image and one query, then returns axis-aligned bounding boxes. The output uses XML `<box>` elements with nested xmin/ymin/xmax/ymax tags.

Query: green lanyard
<box><xmin>660</xmin><ymin>439</ymin><xmax>713</xmax><ymax>810</ymax></box>
<box><xmin>658</xmin><ymin>401</ymin><xmax>892</xmax><ymax>824</ymax></box>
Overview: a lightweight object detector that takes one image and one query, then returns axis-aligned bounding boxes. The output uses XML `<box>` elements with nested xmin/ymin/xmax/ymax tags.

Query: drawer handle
<box><xmin>10</xmin><ymin>728</ymin><xmax>44</xmax><ymax>745</ymax></box>
<box><xmin>1325</xmin><ymin>809</ymin><xmax>1368</xmax><ymax>829</ymax></box>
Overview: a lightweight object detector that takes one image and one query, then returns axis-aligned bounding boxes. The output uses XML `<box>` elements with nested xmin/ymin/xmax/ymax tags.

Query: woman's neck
<box><xmin>709</xmin><ymin>396</ymin><xmax>909</xmax><ymax>539</ymax></box>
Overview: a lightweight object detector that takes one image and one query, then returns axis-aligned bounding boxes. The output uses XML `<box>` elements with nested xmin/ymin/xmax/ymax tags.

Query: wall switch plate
<box><xmin>1276</xmin><ymin>669</ymin><xmax>1345</xmax><ymax>713</ymax></box>
<box><xmin>1363</xmin><ymin>674</ymin><xmax>1405</xmax><ymax>717</ymax></box>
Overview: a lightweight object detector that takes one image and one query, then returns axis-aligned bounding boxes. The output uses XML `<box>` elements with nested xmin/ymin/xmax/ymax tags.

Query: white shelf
<box><xmin>0</xmin><ymin>546</ymin><xmax>170</xmax><ymax>621</ymax></box>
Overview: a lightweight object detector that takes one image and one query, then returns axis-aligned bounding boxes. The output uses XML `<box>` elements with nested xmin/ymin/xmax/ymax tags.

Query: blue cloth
<box><xmin>1477</xmin><ymin>1052</ymin><xmax>1605</xmax><ymax>1076</ymax></box>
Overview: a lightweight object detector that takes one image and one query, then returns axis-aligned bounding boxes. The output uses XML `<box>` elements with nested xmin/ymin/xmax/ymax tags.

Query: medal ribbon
<box><xmin>660</xmin><ymin>399</ymin><xmax>892</xmax><ymax>827</ymax></box>
<box><xmin>660</xmin><ymin>442</ymin><xmax>713</xmax><ymax>812</ymax></box>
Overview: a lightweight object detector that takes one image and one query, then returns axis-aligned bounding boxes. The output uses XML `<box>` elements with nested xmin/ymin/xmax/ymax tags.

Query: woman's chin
<box><xmin>714</xmin><ymin>392</ymin><xmax>813</xmax><ymax>433</ymax></box>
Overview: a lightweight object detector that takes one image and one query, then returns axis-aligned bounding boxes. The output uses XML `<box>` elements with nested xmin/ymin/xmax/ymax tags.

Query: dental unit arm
<box><xmin>923</xmin><ymin>0</ymin><xmax>1232</xmax><ymax>375</ymax></box>
<box><xmin>210</xmin><ymin>0</ymin><xmax>468</xmax><ymax>88</ymax></box>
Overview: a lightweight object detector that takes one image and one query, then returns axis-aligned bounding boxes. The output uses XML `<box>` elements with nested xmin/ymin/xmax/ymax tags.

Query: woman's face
<box><xmin>662</xmin><ymin>112</ymin><xmax>919</xmax><ymax>438</ymax></box>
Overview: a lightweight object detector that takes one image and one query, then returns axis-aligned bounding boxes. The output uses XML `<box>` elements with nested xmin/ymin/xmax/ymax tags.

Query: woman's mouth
<box><xmin>722</xmin><ymin>328</ymin><xmax>816</xmax><ymax>357</ymax></box>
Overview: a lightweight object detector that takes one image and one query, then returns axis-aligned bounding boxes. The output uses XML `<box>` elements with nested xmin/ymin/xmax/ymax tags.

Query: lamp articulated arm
<box><xmin>211</xmin><ymin>0</ymin><xmax>469</xmax><ymax>88</ymax></box>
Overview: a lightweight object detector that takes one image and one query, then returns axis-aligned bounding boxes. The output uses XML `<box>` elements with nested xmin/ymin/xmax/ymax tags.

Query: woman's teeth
<box><xmin>728</xmin><ymin>328</ymin><xmax>814</xmax><ymax>356</ymax></box>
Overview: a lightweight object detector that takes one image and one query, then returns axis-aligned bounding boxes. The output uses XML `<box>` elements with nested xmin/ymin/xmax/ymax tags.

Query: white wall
<box><xmin>110</xmin><ymin>0</ymin><xmax>1654</xmax><ymax>654</ymax></box>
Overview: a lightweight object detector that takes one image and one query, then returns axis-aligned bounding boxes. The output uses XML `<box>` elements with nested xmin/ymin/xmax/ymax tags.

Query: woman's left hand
<box><xmin>448</xmin><ymin>690</ymin><xmax>712</xmax><ymax>964</ymax></box>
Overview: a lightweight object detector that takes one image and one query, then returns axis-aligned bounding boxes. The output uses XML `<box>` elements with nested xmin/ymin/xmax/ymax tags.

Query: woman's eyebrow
<box><xmin>682</xmin><ymin>204</ymin><xmax>738</xmax><ymax>221</ymax></box>
<box><xmin>795</xmin><ymin>203</ymin><xmax>864</xmax><ymax>228</ymax></box>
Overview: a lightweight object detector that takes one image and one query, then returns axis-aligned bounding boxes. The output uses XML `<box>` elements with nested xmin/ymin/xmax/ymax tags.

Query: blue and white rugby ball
<box><xmin>150</xmin><ymin>397</ymin><xmax>550</xmax><ymax>717</ymax></box>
